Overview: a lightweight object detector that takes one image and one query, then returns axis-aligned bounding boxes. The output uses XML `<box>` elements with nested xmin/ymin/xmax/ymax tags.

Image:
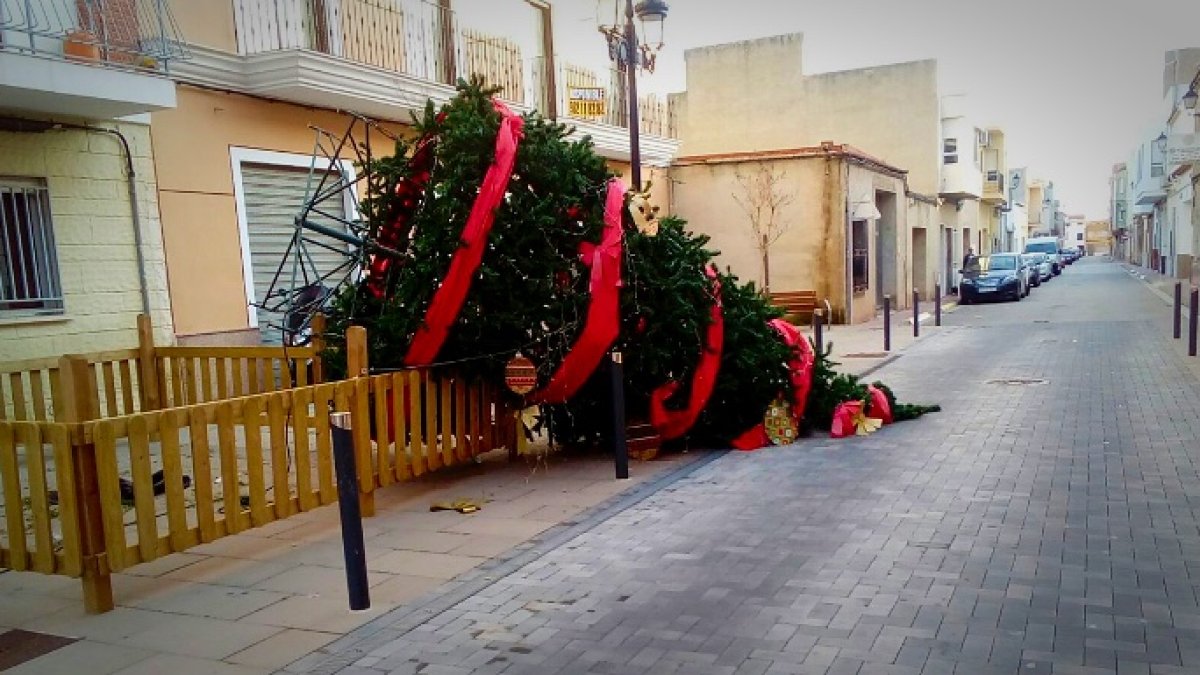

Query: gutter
<box><xmin>0</xmin><ymin>117</ymin><xmax>152</xmax><ymax>316</ymax></box>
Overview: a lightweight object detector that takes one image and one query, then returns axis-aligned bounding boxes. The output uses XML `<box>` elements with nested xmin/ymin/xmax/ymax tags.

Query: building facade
<box><xmin>156</xmin><ymin>0</ymin><xmax>680</xmax><ymax>344</ymax></box>
<box><xmin>0</xmin><ymin>0</ymin><xmax>180</xmax><ymax>362</ymax></box>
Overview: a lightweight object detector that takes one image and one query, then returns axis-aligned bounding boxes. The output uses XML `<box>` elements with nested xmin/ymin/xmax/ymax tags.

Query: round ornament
<box><xmin>504</xmin><ymin>353</ymin><xmax>537</xmax><ymax>395</ymax></box>
<box><xmin>764</xmin><ymin>398</ymin><xmax>798</xmax><ymax>445</ymax></box>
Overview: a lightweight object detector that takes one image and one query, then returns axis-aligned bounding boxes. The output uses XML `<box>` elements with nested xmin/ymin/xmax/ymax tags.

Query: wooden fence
<box><xmin>0</xmin><ymin>319</ymin><xmax>515</xmax><ymax>613</ymax></box>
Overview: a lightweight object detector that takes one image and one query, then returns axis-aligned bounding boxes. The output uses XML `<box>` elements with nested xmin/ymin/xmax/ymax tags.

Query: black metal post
<box><xmin>609</xmin><ymin>352</ymin><xmax>629</xmax><ymax>479</ymax></box>
<box><xmin>913</xmin><ymin>290</ymin><xmax>920</xmax><ymax>338</ymax></box>
<box><xmin>883</xmin><ymin>295</ymin><xmax>891</xmax><ymax>352</ymax></box>
<box><xmin>1190</xmin><ymin>288</ymin><xmax>1198</xmax><ymax>358</ymax></box>
<box><xmin>934</xmin><ymin>281</ymin><xmax>942</xmax><ymax>327</ymax></box>
<box><xmin>1174</xmin><ymin>282</ymin><xmax>1183</xmax><ymax>340</ymax></box>
<box><xmin>813</xmin><ymin>309</ymin><xmax>824</xmax><ymax>354</ymax></box>
<box><xmin>330</xmin><ymin>413</ymin><xmax>370</xmax><ymax>611</ymax></box>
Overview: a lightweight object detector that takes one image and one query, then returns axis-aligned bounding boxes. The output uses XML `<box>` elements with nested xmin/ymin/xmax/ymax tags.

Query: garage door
<box><xmin>241</xmin><ymin>162</ymin><xmax>353</xmax><ymax>344</ymax></box>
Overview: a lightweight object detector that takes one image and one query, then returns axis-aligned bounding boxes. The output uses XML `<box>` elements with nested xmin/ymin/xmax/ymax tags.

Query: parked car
<box><xmin>1025</xmin><ymin>236</ymin><xmax>1063</xmax><ymax>275</ymax></box>
<box><xmin>960</xmin><ymin>253</ymin><xmax>1026</xmax><ymax>304</ymax></box>
<box><xmin>1029</xmin><ymin>252</ymin><xmax>1053</xmax><ymax>282</ymax></box>
<box><xmin>1020</xmin><ymin>254</ymin><xmax>1043</xmax><ymax>288</ymax></box>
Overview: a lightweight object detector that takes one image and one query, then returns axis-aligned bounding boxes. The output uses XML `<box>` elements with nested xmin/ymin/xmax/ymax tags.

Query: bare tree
<box><xmin>732</xmin><ymin>163</ymin><xmax>796</xmax><ymax>293</ymax></box>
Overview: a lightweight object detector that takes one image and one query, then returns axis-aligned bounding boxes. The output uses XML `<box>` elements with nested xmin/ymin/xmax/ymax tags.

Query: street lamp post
<box><xmin>598</xmin><ymin>0</ymin><xmax>668</xmax><ymax>479</ymax></box>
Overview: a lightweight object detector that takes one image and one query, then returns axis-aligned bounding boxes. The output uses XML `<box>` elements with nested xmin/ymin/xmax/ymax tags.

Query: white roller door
<box><xmin>241</xmin><ymin>162</ymin><xmax>352</xmax><ymax>344</ymax></box>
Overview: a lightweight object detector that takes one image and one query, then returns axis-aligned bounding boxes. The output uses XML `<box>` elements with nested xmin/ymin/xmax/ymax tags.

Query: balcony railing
<box><xmin>0</xmin><ymin>0</ymin><xmax>186</xmax><ymax>72</ymax></box>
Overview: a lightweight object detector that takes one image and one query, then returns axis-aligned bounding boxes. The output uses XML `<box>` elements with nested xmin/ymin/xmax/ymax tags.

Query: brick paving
<box><xmin>297</xmin><ymin>257</ymin><xmax>1200</xmax><ymax>675</ymax></box>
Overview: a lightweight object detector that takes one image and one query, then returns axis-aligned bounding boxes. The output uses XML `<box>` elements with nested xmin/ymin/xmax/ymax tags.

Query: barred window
<box><xmin>851</xmin><ymin>219</ymin><xmax>869</xmax><ymax>295</ymax></box>
<box><xmin>1</xmin><ymin>179</ymin><xmax>64</xmax><ymax>315</ymax></box>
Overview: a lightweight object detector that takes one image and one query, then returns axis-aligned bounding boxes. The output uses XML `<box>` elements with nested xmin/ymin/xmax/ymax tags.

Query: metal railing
<box><xmin>0</xmin><ymin>0</ymin><xmax>186</xmax><ymax>72</ymax></box>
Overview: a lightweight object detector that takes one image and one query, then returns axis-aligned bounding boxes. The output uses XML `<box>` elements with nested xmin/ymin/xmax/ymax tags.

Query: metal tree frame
<box><xmin>255</xmin><ymin>113</ymin><xmax>401</xmax><ymax>345</ymax></box>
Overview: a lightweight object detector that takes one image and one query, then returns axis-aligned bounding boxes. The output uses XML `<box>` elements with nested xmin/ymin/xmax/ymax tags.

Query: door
<box><xmin>241</xmin><ymin>163</ymin><xmax>352</xmax><ymax>344</ymax></box>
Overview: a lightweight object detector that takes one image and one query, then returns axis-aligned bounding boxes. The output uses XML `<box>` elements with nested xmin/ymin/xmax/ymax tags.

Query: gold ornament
<box><xmin>763</xmin><ymin>398</ymin><xmax>798</xmax><ymax>445</ymax></box>
<box><xmin>628</xmin><ymin>183</ymin><xmax>661</xmax><ymax>236</ymax></box>
<box><xmin>853</xmin><ymin>407</ymin><xmax>883</xmax><ymax>436</ymax></box>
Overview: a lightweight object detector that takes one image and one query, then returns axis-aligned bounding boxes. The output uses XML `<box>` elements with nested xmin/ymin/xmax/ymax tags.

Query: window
<box><xmin>1076</xmin><ymin>233</ymin><xmax>1084</xmax><ymax>241</ymax></box>
<box><xmin>1</xmin><ymin>179</ymin><xmax>63</xmax><ymax>315</ymax></box>
<box><xmin>851</xmin><ymin>219</ymin><xmax>869</xmax><ymax>295</ymax></box>
<box><xmin>942</xmin><ymin>138</ymin><xmax>958</xmax><ymax>164</ymax></box>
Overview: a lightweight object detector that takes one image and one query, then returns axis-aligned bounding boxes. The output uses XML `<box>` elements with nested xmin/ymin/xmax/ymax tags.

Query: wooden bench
<box><xmin>769</xmin><ymin>290</ymin><xmax>819</xmax><ymax>324</ymax></box>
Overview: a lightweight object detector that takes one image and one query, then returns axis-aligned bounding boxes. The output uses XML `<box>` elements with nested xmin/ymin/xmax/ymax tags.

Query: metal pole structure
<box><xmin>330</xmin><ymin>412</ymin><xmax>370</xmax><ymax>610</ymax></box>
<box><xmin>624</xmin><ymin>0</ymin><xmax>642</xmax><ymax>190</ymax></box>
<box><xmin>813</xmin><ymin>309</ymin><xmax>824</xmax><ymax>355</ymax></box>
<box><xmin>1190</xmin><ymin>288</ymin><xmax>1199</xmax><ymax>358</ymax></box>
<box><xmin>934</xmin><ymin>281</ymin><xmax>942</xmax><ymax>327</ymax></box>
<box><xmin>913</xmin><ymin>290</ymin><xmax>920</xmax><ymax>338</ymax></box>
<box><xmin>610</xmin><ymin>352</ymin><xmax>629</xmax><ymax>479</ymax></box>
<box><xmin>1174</xmin><ymin>282</ymin><xmax>1183</xmax><ymax>340</ymax></box>
<box><xmin>883</xmin><ymin>295</ymin><xmax>891</xmax><ymax>352</ymax></box>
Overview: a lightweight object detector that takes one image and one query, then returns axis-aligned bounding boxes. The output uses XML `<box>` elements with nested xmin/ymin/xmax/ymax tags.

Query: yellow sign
<box><xmin>568</xmin><ymin>87</ymin><xmax>606</xmax><ymax>116</ymax></box>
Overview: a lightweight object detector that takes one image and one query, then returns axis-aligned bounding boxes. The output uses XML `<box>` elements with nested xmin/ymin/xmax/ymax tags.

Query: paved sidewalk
<box><xmin>800</xmin><ymin>296</ymin><xmax>959</xmax><ymax>377</ymax></box>
<box><xmin>0</xmin><ymin>450</ymin><xmax>693</xmax><ymax>674</ymax></box>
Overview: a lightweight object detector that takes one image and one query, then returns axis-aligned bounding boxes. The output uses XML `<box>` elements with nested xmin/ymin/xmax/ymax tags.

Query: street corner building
<box><xmin>0</xmin><ymin>0</ymin><xmax>179</xmax><ymax>363</ymax></box>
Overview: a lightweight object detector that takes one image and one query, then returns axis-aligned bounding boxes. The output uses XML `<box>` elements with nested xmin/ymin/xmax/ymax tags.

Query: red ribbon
<box><xmin>530</xmin><ymin>178</ymin><xmax>626</xmax><ymax>404</ymax></box>
<box><xmin>649</xmin><ymin>266</ymin><xmax>724</xmax><ymax>440</ymax></box>
<box><xmin>366</xmin><ymin>130</ymin><xmax>438</xmax><ymax>298</ymax></box>
<box><xmin>404</xmin><ymin>100</ymin><xmax>525</xmax><ymax>366</ymax></box>
<box><xmin>732</xmin><ymin>318</ymin><xmax>815</xmax><ymax>451</ymax></box>
<box><xmin>866</xmin><ymin>384</ymin><xmax>893</xmax><ymax>424</ymax></box>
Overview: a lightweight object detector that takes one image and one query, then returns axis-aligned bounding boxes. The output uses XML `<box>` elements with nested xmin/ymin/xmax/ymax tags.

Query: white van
<box><xmin>1024</xmin><ymin>237</ymin><xmax>1063</xmax><ymax>275</ymax></box>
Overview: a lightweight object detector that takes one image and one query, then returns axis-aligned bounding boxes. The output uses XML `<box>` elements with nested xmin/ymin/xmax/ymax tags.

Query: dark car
<box><xmin>960</xmin><ymin>253</ymin><xmax>1025</xmax><ymax>304</ymax></box>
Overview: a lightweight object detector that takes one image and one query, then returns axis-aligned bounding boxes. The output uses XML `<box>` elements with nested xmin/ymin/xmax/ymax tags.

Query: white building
<box><xmin>1065</xmin><ymin>215</ymin><xmax>1087</xmax><ymax>253</ymax></box>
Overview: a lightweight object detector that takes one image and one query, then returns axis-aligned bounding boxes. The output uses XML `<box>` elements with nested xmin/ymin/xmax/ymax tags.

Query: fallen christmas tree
<box><xmin>322</xmin><ymin>79</ymin><xmax>937</xmax><ymax>448</ymax></box>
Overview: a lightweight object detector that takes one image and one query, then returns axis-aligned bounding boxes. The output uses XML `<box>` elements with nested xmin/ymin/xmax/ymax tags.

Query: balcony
<box><xmin>982</xmin><ymin>170</ymin><xmax>1005</xmax><ymax>202</ymax></box>
<box><xmin>173</xmin><ymin>0</ymin><xmax>678</xmax><ymax>164</ymax></box>
<box><xmin>0</xmin><ymin>0</ymin><xmax>183</xmax><ymax>118</ymax></box>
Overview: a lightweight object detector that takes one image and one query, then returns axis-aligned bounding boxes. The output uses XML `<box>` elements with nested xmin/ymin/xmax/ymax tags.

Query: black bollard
<box><xmin>913</xmin><ymin>290</ymin><xmax>920</xmax><ymax>338</ymax></box>
<box><xmin>813</xmin><ymin>309</ymin><xmax>825</xmax><ymax>355</ymax></box>
<box><xmin>330</xmin><ymin>413</ymin><xmax>370</xmax><ymax>611</ymax></box>
<box><xmin>609</xmin><ymin>351</ymin><xmax>629</xmax><ymax>480</ymax></box>
<box><xmin>883</xmin><ymin>295</ymin><xmax>892</xmax><ymax>352</ymax></box>
<box><xmin>1175</xmin><ymin>282</ymin><xmax>1183</xmax><ymax>340</ymax></box>
<box><xmin>1191</xmin><ymin>288</ymin><xmax>1199</xmax><ymax>358</ymax></box>
<box><xmin>934</xmin><ymin>282</ymin><xmax>942</xmax><ymax>327</ymax></box>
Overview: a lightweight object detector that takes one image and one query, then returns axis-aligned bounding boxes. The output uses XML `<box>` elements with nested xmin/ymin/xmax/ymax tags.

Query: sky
<box><xmin>557</xmin><ymin>0</ymin><xmax>1200</xmax><ymax>220</ymax></box>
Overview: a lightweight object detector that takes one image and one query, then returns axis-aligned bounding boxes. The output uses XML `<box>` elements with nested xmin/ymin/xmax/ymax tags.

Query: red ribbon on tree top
<box><xmin>731</xmin><ymin>318</ymin><xmax>816</xmax><ymax>451</ymax></box>
<box><xmin>649</xmin><ymin>265</ymin><xmax>725</xmax><ymax>440</ymax></box>
<box><xmin>404</xmin><ymin>100</ymin><xmax>525</xmax><ymax>366</ymax></box>
<box><xmin>530</xmin><ymin>178</ymin><xmax>626</xmax><ymax>404</ymax></box>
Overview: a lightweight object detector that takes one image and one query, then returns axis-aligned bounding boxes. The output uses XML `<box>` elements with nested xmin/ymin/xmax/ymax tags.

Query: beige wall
<box><xmin>151</xmin><ymin>85</ymin><xmax>406</xmax><ymax>338</ymax></box>
<box><xmin>671</xmin><ymin>155</ymin><xmax>911</xmax><ymax>324</ymax></box>
<box><xmin>0</xmin><ymin>123</ymin><xmax>173</xmax><ymax>361</ymax></box>
<box><xmin>677</xmin><ymin>34</ymin><xmax>941</xmax><ymax>195</ymax></box>
<box><xmin>166</xmin><ymin>0</ymin><xmax>237</xmax><ymax>53</ymax></box>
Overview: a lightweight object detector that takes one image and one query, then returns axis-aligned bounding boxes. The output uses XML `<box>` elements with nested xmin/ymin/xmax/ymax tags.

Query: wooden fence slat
<box><xmin>216</xmin><ymin>358</ymin><xmax>230</xmax><ymax>401</ymax></box>
<box><xmin>440</xmin><ymin>377</ymin><xmax>453</xmax><ymax>467</ymax></box>
<box><xmin>48</xmin><ymin>369</ymin><xmax>64</xmax><ymax>421</ymax></box>
<box><xmin>184</xmin><ymin>359</ymin><xmax>199</xmax><ymax>407</ymax></box>
<box><xmin>216</xmin><ymin>402</ymin><xmax>244</xmax><ymax>534</ymax></box>
<box><xmin>102</xmin><ymin>362</ymin><xmax>119</xmax><ymax>418</ymax></box>
<box><xmin>375</xmin><ymin>377</ymin><xmax>393</xmax><ymax>487</ymax></box>
<box><xmin>159</xmin><ymin>411</ymin><xmax>190</xmax><ymax>552</ymax></box>
<box><xmin>29</xmin><ymin>370</ymin><xmax>47</xmax><ymax>421</ymax></box>
<box><xmin>9</xmin><ymin>373</ymin><xmax>28</xmax><ymax>421</ymax></box>
<box><xmin>170</xmin><ymin>358</ymin><xmax>186</xmax><ymax>408</ymax></box>
<box><xmin>425</xmin><ymin>372</ymin><xmax>441</xmax><ymax>471</ymax></box>
<box><xmin>352</xmin><ymin>378</ymin><xmax>373</xmax><ymax>494</ymax></box>
<box><xmin>127</xmin><ymin>415</ymin><xmax>158</xmax><ymax>564</ymax></box>
<box><xmin>454</xmin><ymin>377</ymin><xmax>466</xmax><ymax>463</ymax></box>
<box><xmin>314</xmin><ymin>385</ymin><xmax>335</xmax><ymax>504</ymax></box>
<box><xmin>232</xmin><ymin>358</ymin><xmax>244</xmax><ymax>398</ymax></box>
<box><xmin>92</xmin><ymin>422</ymin><xmax>127</xmax><ymax>572</ymax></box>
<box><xmin>119</xmin><ymin>360</ymin><xmax>136</xmax><ymax>415</ymax></box>
<box><xmin>0</xmin><ymin>376</ymin><xmax>8</xmax><ymax>421</ymax></box>
<box><xmin>0</xmin><ymin>423</ymin><xmax>27</xmax><ymax>570</ymax></box>
<box><xmin>266</xmin><ymin>394</ymin><xmax>292</xmax><ymax>520</ymax></box>
<box><xmin>293</xmin><ymin>388</ymin><xmax>316</xmax><ymax>511</ymax></box>
<box><xmin>49</xmin><ymin>425</ymin><xmax>82</xmax><ymax>576</ymax></box>
<box><xmin>391</xmin><ymin>373</ymin><xmax>411</xmax><ymax>481</ymax></box>
<box><xmin>248</xmin><ymin>358</ymin><xmax>261</xmax><ymax>396</ymax></box>
<box><xmin>188</xmin><ymin>408</ymin><xmax>217</xmax><ymax>542</ymax></box>
<box><xmin>242</xmin><ymin>398</ymin><xmax>270</xmax><ymax>527</ymax></box>
<box><xmin>199</xmin><ymin>358</ymin><xmax>214</xmax><ymax>405</ymax></box>
<box><xmin>280</xmin><ymin>359</ymin><xmax>294</xmax><ymax>389</ymax></box>
<box><xmin>20</xmin><ymin>425</ymin><xmax>55</xmax><ymax>573</ymax></box>
<box><xmin>408</xmin><ymin>370</ymin><xmax>425</xmax><ymax>476</ymax></box>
